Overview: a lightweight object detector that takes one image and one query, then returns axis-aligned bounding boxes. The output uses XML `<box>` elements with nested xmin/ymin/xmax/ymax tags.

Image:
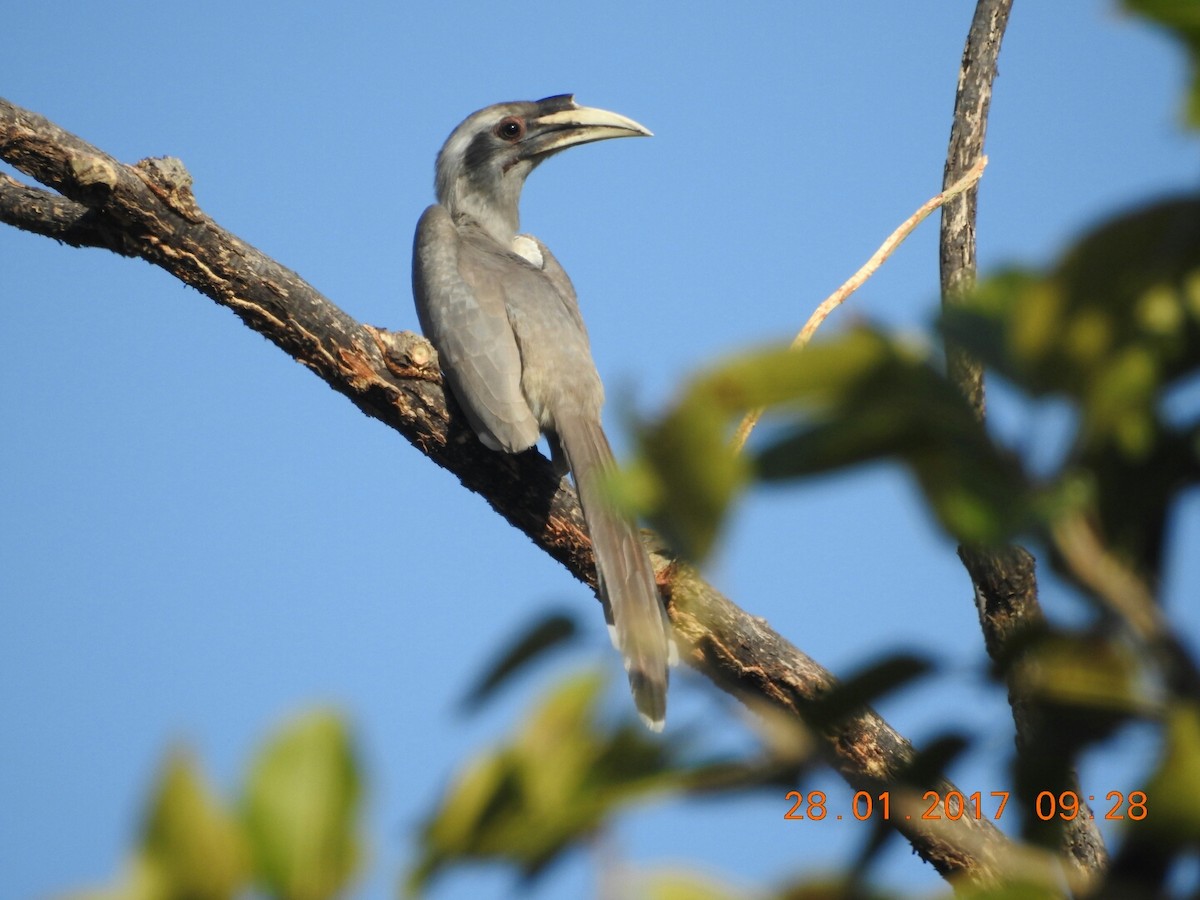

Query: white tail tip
<box><xmin>638</xmin><ymin>711</ymin><xmax>665</xmax><ymax>732</ymax></box>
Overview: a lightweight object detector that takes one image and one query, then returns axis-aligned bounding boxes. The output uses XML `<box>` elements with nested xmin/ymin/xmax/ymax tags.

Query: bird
<box><xmin>412</xmin><ymin>95</ymin><xmax>672</xmax><ymax>730</ymax></box>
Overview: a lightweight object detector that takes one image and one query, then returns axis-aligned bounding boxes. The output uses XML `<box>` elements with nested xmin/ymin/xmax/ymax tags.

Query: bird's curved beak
<box><xmin>523</xmin><ymin>103</ymin><xmax>652</xmax><ymax>160</ymax></box>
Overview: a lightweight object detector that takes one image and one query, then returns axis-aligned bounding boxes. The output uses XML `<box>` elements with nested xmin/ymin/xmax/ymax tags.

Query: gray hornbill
<box><xmin>412</xmin><ymin>95</ymin><xmax>672</xmax><ymax>730</ymax></box>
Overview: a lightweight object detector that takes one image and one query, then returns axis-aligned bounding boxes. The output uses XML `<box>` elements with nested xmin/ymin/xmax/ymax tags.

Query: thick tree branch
<box><xmin>938</xmin><ymin>0</ymin><xmax>1109</xmax><ymax>879</ymax></box>
<box><xmin>2</xmin><ymin>96</ymin><xmax>1026</xmax><ymax>887</ymax></box>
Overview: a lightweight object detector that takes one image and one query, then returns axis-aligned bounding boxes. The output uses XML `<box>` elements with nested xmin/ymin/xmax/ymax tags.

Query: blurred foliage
<box><xmin>138</xmin><ymin>752</ymin><xmax>250</xmax><ymax>900</ymax></box>
<box><xmin>613</xmin><ymin>187</ymin><xmax>1200</xmax><ymax>892</ymax></box>
<box><xmin>243</xmin><ymin>712</ymin><xmax>363</xmax><ymax>900</ymax></box>
<box><xmin>1009</xmin><ymin>630</ymin><xmax>1153</xmax><ymax>723</ymax></box>
<box><xmin>1144</xmin><ymin>701</ymin><xmax>1200</xmax><ymax>847</ymax></box>
<box><xmin>409</xmin><ymin>635</ymin><xmax>953</xmax><ymax>893</ymax></box>
<box><xmin>626</xmin><ymin>869</ymin><xmax>748</xmax><ymax>900</ymax></box>
<box><xmin>61</xmin><ymin>711</ymin><xmax>362</xmax><ymax>900</ymax></box>
<box><xmin>459</xmin><ymin>609</ymin><xmax>580</xmax><ymax>712</ymax></box>
<box><xmin>632</xmin><ymin>328</ymin><xmax>1039</xmax><ymax>560</ymax></box>
<box><xmin>631</xmin><ymin>194</ymin><xmax>1200</xmax><ymax>605</ymax></box>
<box><xmin>409</xmin><ymin>652</ymin><xmax>944</xmax><ymax>898</ymax></box>
<box><xmin>944</xmin><ymin>196</ymin><xmax>1200</xmax><ymax>582</ymax></box>
<box><xmin>803</xmin><ymin>653</ymin><xmax>936</xmax><ymax>732</ymax></box>
<box><xmin>408</xmin><ymin>670</ymin><xmax>750</xmax><ymax>895</ymax></box>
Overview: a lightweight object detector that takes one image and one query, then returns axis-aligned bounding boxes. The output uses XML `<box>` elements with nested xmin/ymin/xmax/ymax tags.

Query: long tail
<box><xmin>556</xmin><ymin>412</ymin><xmax>670</xmax><ymax>731</ymax></box>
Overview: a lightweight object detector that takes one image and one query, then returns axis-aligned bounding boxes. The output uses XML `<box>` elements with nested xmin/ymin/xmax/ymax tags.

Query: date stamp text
<box><xmin>783</xmin><ymin>790</ymin><xmax>1147</xmax><ymax>822</ymax></box>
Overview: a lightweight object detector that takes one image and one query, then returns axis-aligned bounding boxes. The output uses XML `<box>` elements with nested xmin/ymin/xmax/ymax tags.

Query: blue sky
<box><xmin>3</xmin><ymin>3</ymin><xmax>1197</xmax><ymax>898</ymax></box>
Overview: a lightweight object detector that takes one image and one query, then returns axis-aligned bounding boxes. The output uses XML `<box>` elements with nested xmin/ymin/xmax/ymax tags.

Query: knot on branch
<box><xmin>135</xmin><ymin>156</ymin><xmax>203</xmax><ymax>223</ymax></box>
<box><xmin>372</xmin><ymin>327</ymin><xmax>441</xmax><ymax>382</ymax></box>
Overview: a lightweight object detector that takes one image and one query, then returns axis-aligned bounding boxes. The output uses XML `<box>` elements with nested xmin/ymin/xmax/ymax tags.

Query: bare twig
<box><xmin>731</xmin><ymin>157</ymin><xmax>988</xmax><ymax>453</ymax></box>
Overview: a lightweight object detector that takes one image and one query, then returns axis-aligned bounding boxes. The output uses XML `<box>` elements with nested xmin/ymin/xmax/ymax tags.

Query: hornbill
<box><xmin>412</xmin><ymin>95</ymin><xmax>672</xmax><ymax>730</ymax></box>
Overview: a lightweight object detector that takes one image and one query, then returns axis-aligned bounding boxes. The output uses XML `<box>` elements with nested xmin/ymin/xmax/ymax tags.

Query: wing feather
<box><xmin>412</xmin><ymin>205</ymin><xmax>540</xmax><ymax>452</ymax></box>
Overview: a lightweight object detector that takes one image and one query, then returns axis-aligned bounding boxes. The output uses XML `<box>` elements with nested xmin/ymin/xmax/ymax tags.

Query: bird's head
<box><xmin>433</xmin><ymin>95</ymin><xmax>651</xmax><ymax>242</ymax></box>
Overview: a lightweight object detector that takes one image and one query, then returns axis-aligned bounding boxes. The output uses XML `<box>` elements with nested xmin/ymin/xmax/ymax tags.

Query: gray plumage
<box><xmin>412</xmin><ymin>95</ymin><xmax>671</xmax><ymax>730</ymax></box>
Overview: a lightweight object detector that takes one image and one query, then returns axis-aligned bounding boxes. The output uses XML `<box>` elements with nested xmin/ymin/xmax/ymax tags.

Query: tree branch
<box><xmin>2</xmin><ymin>95</ymin><xmax>1021</xmax><ymax>888</ymax></box>
<box><xmin>938</xmin><ymin>0</ymin><xmax>1109</xmax><ymax>879</ymax></box>
<box><xmin>940</xmin><ymin>0</ymin><xmax>1008</xmax><ymax>419</ymax></box>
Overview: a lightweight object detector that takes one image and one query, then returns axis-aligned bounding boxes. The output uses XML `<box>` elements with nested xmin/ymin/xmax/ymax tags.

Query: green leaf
<box><xmin>897</xmin><ymin>733</ymin><xmax>971</xmax><ymax>789</ymax></box>
<box><xmin>754</xmin><ymin>332</ymin><xmax>1034</xmax><ymax>544</ymax></box>
<box><xmin>954</xmin><ymin>882</ymin><xmax>1065</xmax><ymax>900</ymax></box>
<box><xmin>635</xmin><ymin>375</ymin><xmax>752</xmax><ymax>560</ymax></box>
<box><xmin>460</xmin><ymin>610</ymin><xmax>580</xmax><ymax>712</ymax></box>
<box><xmin>637</xmin><ymin>869</ymin><xmax>748</xmax><ymax>900</ymax></box>
<box><xmin>242</xmin><ymin>710</ymin><xmax>362</xmax><ymax>900</ymax></box>
<box><xmin>408</xmin><ymin>671</ymin><xmax>687</xmax><ymax>895</ymax></box>
<box><xmin>946</xmin><ymin>197</ymin><xmax>1200</xmax><ymax>431</ymax></box>
<box><xmin>1143</xmin><ymin>701</ymin><xmax>1200</xmax><ymax>845</ymax></box>
<box><xmin>635</xmin><ymin>328</ymin><xmax>1036</xmax><ymax>554</ymax></box>
<box><xmin>804</xmin><ymin>653</ymin><xmax>934</xmax><ymax>730</ymax></box>
<box><xmin>632</xmin><ymin>330</ymin><xmax>901</xmax><ymax>560</ymax></box>
<box><xmin>1011</xmin><ymin>632</ymin><xmax>1150</xmax><ymax>717</ymax></box>
<box><xmin>137</xmin><ymin>750</ymin><xmax>250</xmax><ymax>900</ymax></box>
<box><xmin>1005</xmin><ymin>627</ymin><xmax>1151</xmax><ymax>814</ymax></box>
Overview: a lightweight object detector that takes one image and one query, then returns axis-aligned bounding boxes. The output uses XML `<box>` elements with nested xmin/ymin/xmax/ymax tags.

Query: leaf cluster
<box><xmin>633</xmin><ymin>197</ymin><xmax>1200</xmax><ymax>601</ymax></box>
<box><xmin>65</xmin><ymin>712</ymin><xmax>363</xmax><ymax>900</ymax></box>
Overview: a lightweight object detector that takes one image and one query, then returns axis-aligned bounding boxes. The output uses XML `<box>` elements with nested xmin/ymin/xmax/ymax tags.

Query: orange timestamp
<box><xmin>784</xmin><ymin>789</ymin><xmax>1147</xmax><ymax>822</ymax></box>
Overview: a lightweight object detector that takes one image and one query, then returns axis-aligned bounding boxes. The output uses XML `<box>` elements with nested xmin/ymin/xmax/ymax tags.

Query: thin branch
<box><xmin>938</xmin><ymin>0</ymin><xmax>1109</xmax><ymax>879</ymax></box>
<box><xmin>1</xmin><ymin>95</ymin><xmax>1022</xmax><ymax>887</ymax></box>
<box><xmin>731</xmin><ymin>157</ymin><xmax>988</xmax><ymax>453</ymax></box>
<box><xmin>0</xmin><ymin>172</ymin><xmax>123</xmax><ymax>250</ymax></box>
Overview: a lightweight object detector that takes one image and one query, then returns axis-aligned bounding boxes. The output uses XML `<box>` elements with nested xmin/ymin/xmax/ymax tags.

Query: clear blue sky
<box><xmin>3</xmin><ymin>3</ymin><xmax>1197</xmax><ymax>898</ymax></box>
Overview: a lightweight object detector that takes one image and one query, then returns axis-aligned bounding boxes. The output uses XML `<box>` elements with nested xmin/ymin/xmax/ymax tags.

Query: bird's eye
<box><xmin>495</xmin><ymin>117</ymin><xmax>525</xmax><ymax>142</ymax></box>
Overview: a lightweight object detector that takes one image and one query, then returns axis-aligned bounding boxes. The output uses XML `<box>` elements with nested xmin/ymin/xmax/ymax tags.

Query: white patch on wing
<box><xmin>511</xmin><ymin>234</ymin><xmax>544</xmax><ymax>268</ymax></box>
<box><xmin>606</xmin><ymin>623</ymin><xmax>621</xmax><ymax>650</ymax></box>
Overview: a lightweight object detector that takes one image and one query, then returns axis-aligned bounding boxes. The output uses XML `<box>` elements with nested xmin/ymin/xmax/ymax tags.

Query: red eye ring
<box><xmin>495</xmin><ymin>117</ymin><xmax>525</xmax><ymax>142</ymax></box>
